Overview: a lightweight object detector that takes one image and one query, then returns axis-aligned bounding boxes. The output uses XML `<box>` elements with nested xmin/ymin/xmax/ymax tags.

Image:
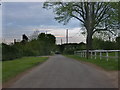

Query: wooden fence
<box><xmin>74</xmin><ymin>50</ymin><xmax>120</xmax><ymax>61</ymax></box>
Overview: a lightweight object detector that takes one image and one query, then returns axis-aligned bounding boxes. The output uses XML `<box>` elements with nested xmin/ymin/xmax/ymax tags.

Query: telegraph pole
<box><xmin>61</xmin><ymin>38</ymin><xmax>62</xmax><ymax>45</ymax></box>
<box><xmin>66</xmin><ymin>29</ymin><xmax>68</xmax><ymax>44</ymax></box>
<box><xmin>46</xmin><ymin>31</ymin><xmax>47</xmax><ymax>34</ymax></box>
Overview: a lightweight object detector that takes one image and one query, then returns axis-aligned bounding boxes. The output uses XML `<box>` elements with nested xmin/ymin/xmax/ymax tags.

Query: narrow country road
<box><xmin>10</xmin><ymin>55</ymin><xmax>117</xmax><ymax>88</ymax></box>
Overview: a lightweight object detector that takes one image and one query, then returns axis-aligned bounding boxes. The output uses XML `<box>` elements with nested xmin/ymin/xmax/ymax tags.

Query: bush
<box><xmin>2</xmin><ymin>33</ymin><xmax>56</xmax><ymax>61</ymax></box>
<box><xmin>2</xmin><ymin>43</ymin><xmax>22</xmax><ymax>61</ymax></box>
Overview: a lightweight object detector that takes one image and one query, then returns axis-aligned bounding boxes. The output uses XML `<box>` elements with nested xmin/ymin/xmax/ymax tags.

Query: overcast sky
<box><xmin>0</xmin><ymin>2</ymin><xmax>1</xmax><ymax>43</ymax></box>
<box><xmin>2</xmin><ymin>2</ymin><xmax>86</xmax><ymax>44</ymax></box>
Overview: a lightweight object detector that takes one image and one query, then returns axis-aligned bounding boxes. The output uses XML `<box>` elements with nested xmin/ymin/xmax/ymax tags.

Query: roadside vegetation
<box><xmin>59</xmin><ymin>34</ymin><xmax>119</xmax><ymax>71</ymax></box>
<box><xmin>65</xmin><ymin>55</ymin><xmax>119</xmax><ymax>71</ymax></box>
<box><xmin>2</xmin><ymin>57</ymin><xmax>48</xmax><ymax>83</ymax></box>
<box><xmin>0</xmin><ymin>61</ymin><xmax>2</xmax><ymax>84</ymax></box>
<box><xmin>57</xmin><ymin>37</ymin><xmax>119</xmax><ymax>55</ymax></box>
<box><xmin>2</xmin><ymin>33</ymin><xmax>56</xmax><ymax>61</ymax></box>
<box><xmin>43</xmin><ymin>2</ymin><xmax>119</xmax><ymax>59</ymax></box>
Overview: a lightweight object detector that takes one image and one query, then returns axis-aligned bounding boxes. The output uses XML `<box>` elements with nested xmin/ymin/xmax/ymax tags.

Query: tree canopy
<box><xmin>43</xmin><ymin>2</ymin><xmax>119</xmax><ymax>58</ymax></box>
<box><xmin>2</xmin><ymin>33</ymin><xmax>56</xmax><ymax>61</ymax></box>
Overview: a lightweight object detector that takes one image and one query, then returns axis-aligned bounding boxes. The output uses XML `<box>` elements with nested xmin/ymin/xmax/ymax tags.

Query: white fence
<box><xmin>74</xmin><ymin>50</ymin><xmax>120</xmax><ymax>61</ymax></box>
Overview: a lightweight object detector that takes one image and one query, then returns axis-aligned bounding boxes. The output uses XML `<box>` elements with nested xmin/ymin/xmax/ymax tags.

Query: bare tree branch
<box><xmin>71</xmin><ymin>14</ymin><xmax>85</xmax><ymax>24</ymax></box>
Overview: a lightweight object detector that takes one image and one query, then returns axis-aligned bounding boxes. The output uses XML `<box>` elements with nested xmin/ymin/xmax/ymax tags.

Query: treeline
<box><xmin>92</xmin><ymin>37</ymin><xmax>119</xmax><ymax>50</ymax></box>
<box><xmin>57</xmin><ymin>37</ymin><xmax>120</xmax><ymax>55</ymax></box>
<box><xmin>57</xmin><ymin>42</ymin><xmax>86</xmax><ymax>55</ymax></box>
<box><xmin>2</xmin><ymin>33</ymin><xmax>56</xmax><ymax>61</ymax></box>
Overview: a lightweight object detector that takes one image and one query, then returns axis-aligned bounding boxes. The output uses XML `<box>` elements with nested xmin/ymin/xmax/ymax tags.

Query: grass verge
<box><xmin>2</xmin><ymin>57</ymin><xmax>48</xmax><ymax>83</ymax></box>
<box><xmin>0</xmin><ymin>61</ymin><xmax>2</xmax><ymax>84</ymax></box>
<box><xmin>65</xmin><ymin>55</ymin><xmax>119</xmax><ymax>71</ymax></box>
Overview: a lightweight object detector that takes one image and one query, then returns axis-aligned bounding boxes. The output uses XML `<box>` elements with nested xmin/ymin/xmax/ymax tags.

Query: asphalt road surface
<box><xmin>10</xmin><ymin>55</ymin><xmax>116</xmax><ymax>88</ymax></box>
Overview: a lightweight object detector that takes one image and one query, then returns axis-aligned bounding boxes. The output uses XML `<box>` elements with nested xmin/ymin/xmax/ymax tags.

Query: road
<box><xmin>10</xmin><ymin>55</ymin><xmax>117</xmax><ymax>88</ymax></box>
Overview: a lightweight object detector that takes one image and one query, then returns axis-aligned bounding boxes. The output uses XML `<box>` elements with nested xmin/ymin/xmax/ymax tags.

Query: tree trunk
<box><xmin>86</xmin><ymin>31</ymin><xmax>93</xmax><ymax>59</ymax></box>
<box><xmin>85</xmin><ymin>2</ymin><xmax>94</xmax><ymax>59</ymax></box>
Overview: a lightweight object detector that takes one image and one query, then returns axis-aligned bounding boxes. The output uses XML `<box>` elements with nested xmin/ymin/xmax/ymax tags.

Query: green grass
<box><xmin>96</xmin><ymin>52</ymin><xmax>117</xmax><ymax>57</ymax></box>
<box><xmin>0</xmin><ymin>61</ymin><xmax>2</xmax><ymax>84</ymax></box>
<box><xmin>65</xmin><ymin>55</ymin><xmax>119</xmax><ymax>71</ymax></box>
<box><xmin>2</xmin><ymin>57</ymin><xmax>48</xmax><ymax>83</ymax></box>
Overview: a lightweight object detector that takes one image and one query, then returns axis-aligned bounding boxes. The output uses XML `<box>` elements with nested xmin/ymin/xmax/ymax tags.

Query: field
<box><xmin>65</xmin><ymin>55</ymin><xmax>119</xmax><ymax>71</ymax></box>
<box><xmin>2</xmin><ymin>57</ymin><xmax>48</xmax><ymax>83</ymax></box>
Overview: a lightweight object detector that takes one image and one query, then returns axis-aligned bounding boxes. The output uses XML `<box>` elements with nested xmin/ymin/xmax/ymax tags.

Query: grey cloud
<box><xmin>2</xmin><ymin>2</ymin><xmax>85</xmax><ymax>44</ymax></box>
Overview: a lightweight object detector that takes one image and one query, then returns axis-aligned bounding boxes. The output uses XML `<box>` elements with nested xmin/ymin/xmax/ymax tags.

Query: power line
<box><xmin>70</xmin><ymin>30</ymin><xmax>81</xmax><ymax>38</ymax></box>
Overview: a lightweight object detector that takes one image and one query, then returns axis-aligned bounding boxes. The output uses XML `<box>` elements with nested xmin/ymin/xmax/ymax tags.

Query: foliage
<box><xmin>43</xmin><ymin>2</ymin><xmax>119</xmax><ymax>58</ymax></box>
<box><xmin>92</xmin><ymin>37</ymin><xmax>117</xmax><ymax>50</ymax></box>
<box><xmin>3</xmin><ymin>57</ymin><xmax>48</xmax><ymax>82</ymax></box>
<box><xmin>0</xmin><ymin>44</ymin><xmax>2</xmax><ymax>61</ymax></box>
<box><xmin>0</xmin><ymin>61</ymin><xmax>2</xmax><ymax>83</ymax></box>
<box><xmin>2</xmin><ymin>43</ymin><xmax>22</xmax><ymax>60</ymax></box>
<box><xmin>116</xmin><ymin>36</ymin><xmax>120</xmax><ymax>49</ymax></box>
<box><xmin>57</xmin><ymin>42</ymin><xmax>86</xmax><ymax>54</ymax></box>
<box><xmin>57</xmin><ymin>37</ymin><xmax>118</xmax><ymax>55</ymax></box>
<box><xmin>2</xmin><ymin>33</ymin><xmax>56</xmax><ymax>61</ymax></box>
<box><xmin>38</xmin><ymin>33</ymin><xmax>56</xmax><ymax>55</ymax></box>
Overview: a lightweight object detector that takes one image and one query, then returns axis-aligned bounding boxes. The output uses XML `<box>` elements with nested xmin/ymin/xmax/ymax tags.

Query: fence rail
<box><xmin>74</xmin><ymin>50</ymin><xmax>120</xmax><ymax>61</ymax></box>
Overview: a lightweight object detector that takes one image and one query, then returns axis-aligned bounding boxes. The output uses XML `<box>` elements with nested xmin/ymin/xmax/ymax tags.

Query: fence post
<box><xmin>78</xmin><ymin>52</ymin><xmax>80</xmax><ymax>56</ymax></box>
<box><xmin>82</xmin><ymin>52</ymin><xmax>83</xmax><ymax>57</ymax></box>
<box><xmin>84</xmin><ymin>52</ymin><xmax>86</xmax><ymax>58</ymax></box>
<box><xmin>106</xmin><ymin>52</ymin><xmax>109</xmax><ymax>61</ymax></box>
<box><xmin>84</xmin><ymin>52</ymin><xmax>85</xmax><ymax>57</ymax></box>
<box><xmin>95</xmin><ymin>52</ymin><xmax>96</xmax><ymax>59</ymax></box>
<box><xmin>100</xmin><ymin>52</ymin><xmax>102</xmax><ymax>60</ymax></box>
<box><xmin>91</xmin><ymin>52</ymin><xmax>92</xmax><ymax>59</ymax></box>
<box><xmin>81</xmin><ymin>52</ymin><xmax>83</xmax><ymax>57</ymax></box>
<box><xmin>115</xmin><ymin>51</ymin><xmax>118</xmax><ymax>61</ymax></box>
<box><xmin>115</xmin><ymin>51</ymin><xmax>118</xmax><ymax>58</ymax></box>
<box><xmin>75</xmin><ymin>50</ymin><xmax>120</xmax><ymax>61</ymax></box>
<box><xmin>74</xmin><ymin>51</ymin><xmax>76</xmax><ymax>55</ymax></box>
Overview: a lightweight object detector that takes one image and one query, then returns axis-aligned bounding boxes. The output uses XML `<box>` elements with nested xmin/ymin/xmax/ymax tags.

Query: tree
<box><xmin>38</xmin><ymin>33</ymin><xmax>56</xmax><ymax>55</ymax></box>
<box><xmin>29</xmin><ymin>30</ymin><xmax>39</xmax><ymax>40</ymax></box>
<box><xmin>116</xmin><ymin>36</ymin><xmax>120</xmax><ymax>49</ymax></box>
<box><xmin>43</xmin><ymin>2</ymin><xmax>118</xmax><ymax>58</ymax></box>
<box><xmin>92</xmin><ymin>37</ymin><xmax>117</xmax><ymax>50</ymax></box>
<box><xmin>21</xmin><ymin>34</ymin><xmax>29</xmax><ymax>44</ymax></box>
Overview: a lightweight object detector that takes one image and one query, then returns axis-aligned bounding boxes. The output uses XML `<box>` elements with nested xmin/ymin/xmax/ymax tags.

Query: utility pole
<box><xmin>66</xmin><ymin>29</ymin><xmax>68</xmax><ymax>44</ymax></box>
<box><xmin>14</xmin><ymin>39</ymin><xmax>16</xmax><ymax>44</ymax></box>
<box><xmin>61</xmin><ymin>38</ymin><xmax>62</xmax><ymax>45</ymax></box>
<box><xmin>46</xmin><ymin>31</ymin><xmax>47</xmax><ymax>34</ymax></box>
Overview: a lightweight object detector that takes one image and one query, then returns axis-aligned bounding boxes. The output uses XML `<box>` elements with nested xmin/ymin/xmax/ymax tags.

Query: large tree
<box><xmin>43</xmin><ymin>2</ymin><xmax>119</xmax><ymax>58</ymax></box>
